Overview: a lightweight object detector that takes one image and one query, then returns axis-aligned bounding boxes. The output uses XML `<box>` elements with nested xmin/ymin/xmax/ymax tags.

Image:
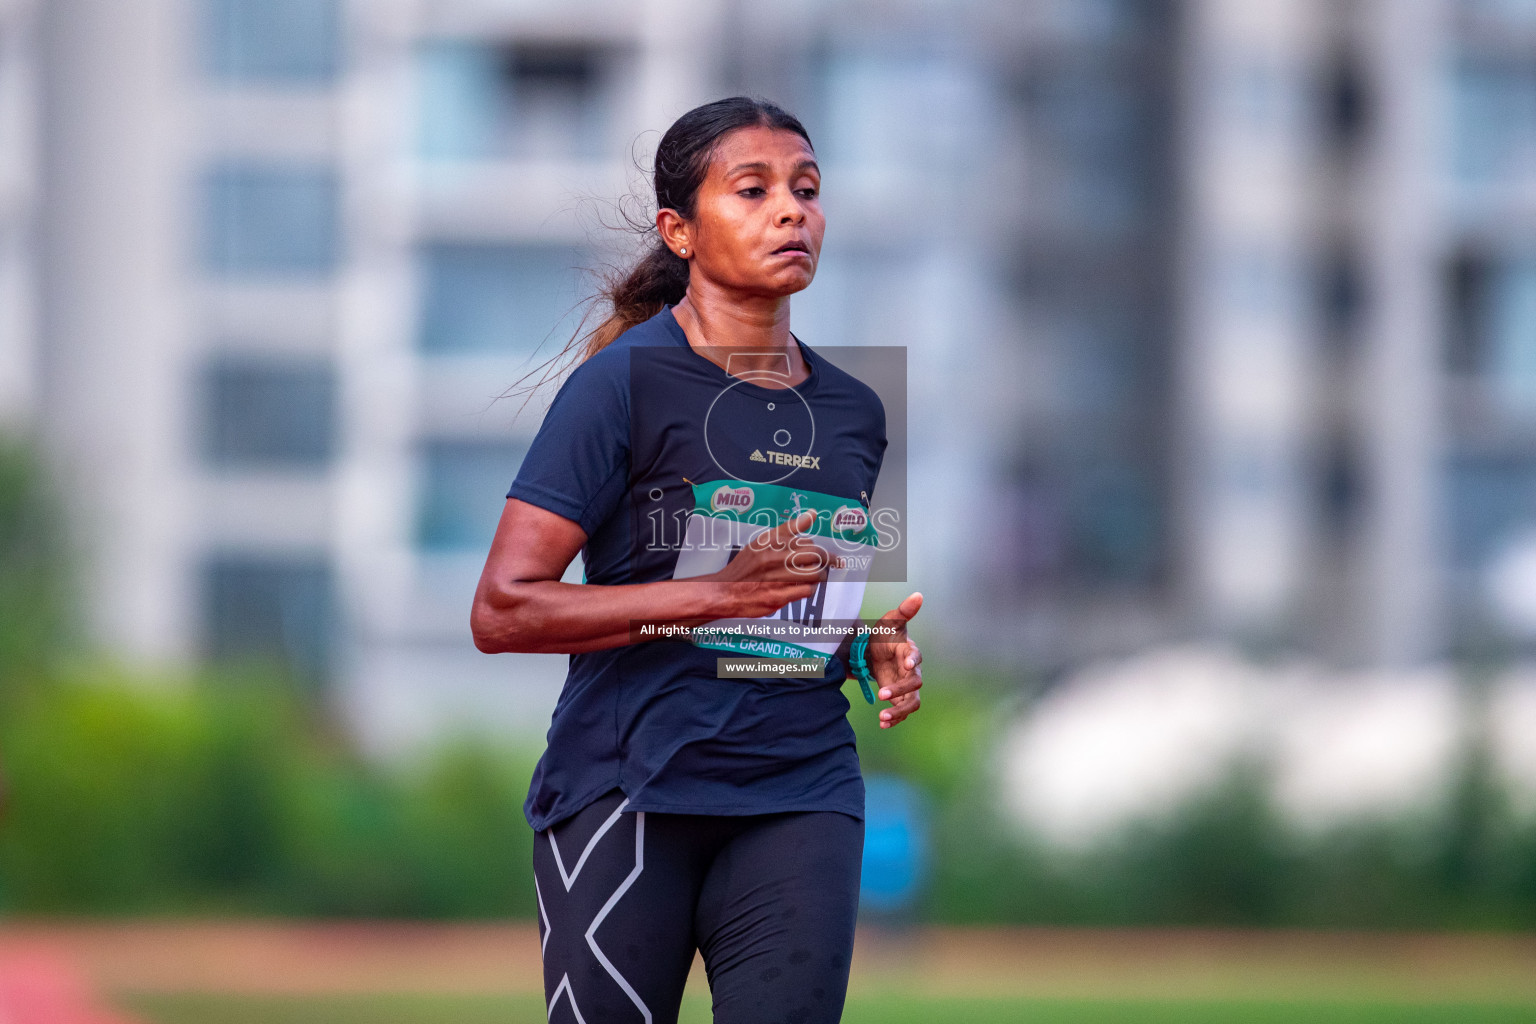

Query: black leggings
<box><xmin>533</xmin><ymin>788</ymin><xmax>864</xmax><ymax>1024</ymax></box>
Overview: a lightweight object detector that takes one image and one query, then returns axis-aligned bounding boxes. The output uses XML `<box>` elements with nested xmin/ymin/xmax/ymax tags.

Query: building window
<box><xmin>1458</xmin><ymin>0</ymin><xmax>1536</xmax><ymax>31</ymax></box>
<box><xmin>1214</xmin><ymin>245</ymin><xmax>1306</xmax><ymax>324</ymax></box>
<box><xmin>417</xmin><ymin>439</ymin><xmax>527</xmax><ymax>552</ymax></box>
<box><xmin>417</xmin><ymin>41</ymin><xmax>611</xmax><ymax>160</ymax></box>
<box><xmin>418</xmin><ymin>242</ymin><xmax>588</xmax><ymax>355</ymax></box>
<box><xmin>1322</xmin><ymin>49</ymin><xmax>1370</xmax><ymax>159</ymax></box>
<box><xmin>1012</xmin><ymin>61</ymin><xmax>1169</xmax><ymax>240</ymax></box>
<box><xmin>1446</xmin><ymin>451</ymin><xmax>1536</xmax><ymax>572</ymax></box>
<box><xmin>1219</xmin><ymin>58</ymin><xmax>1305</xmax><ymax>142</ymax></box>
<box><xmin>1318</xmin><ymin>243</ymin><xmax>1366</xmax><ymax>354</ymax></box>
<box><xmin>1318</xmin><ymin>434</ymin><xmax>1362</xmax><ymax>539</ymax></box>
<box><xmin>1449</xmin><ymin>249</ymin><xmax>1493</xmax><ymax>376</ymax></box>
<box><xmin>817</xmin><ymin>50</ymin><xmax>986</xmax><ymax>177</ymax></box>
<box><xmin>204</xmin><ymin>163</ymin><xmax>340</xmax><ymax>277</ymax></box>
<box><xmin>201</xmin><ymin>357</ymin><xmax>335</xmax><ymax>468</ymax></box>
<box><xmin>202</xmin><ymin>554</ymin><xmax>334</xmax><ymax>679</ymax></box>
<box><xmin>1486</xmin><ymin>258</ymin><xmax>1536</xmax><ymax>417</ymax></box>
<box><xmin>1066</xmin><ymin>462</ymin><xmax>1163</xmax><ymax>585</ymax></box>
<box><xmin>1449</xmin><ymin>56</ymin><xmax>1536</xmax><ymax>186</ymax></box>
<box><xmin>1033</xmin><ymin>0</ymin><xmax>1169</xmax><ymax>40</ymax></box>
<box><xmin>205</xmin><ymin>0</ymin><xmax>341</xmax><ymax>84</ymax></box>
<box><xmin>1448</xmin><ymin>251</ymin><xmax>1536</xmax><ymax>418</ymax></box>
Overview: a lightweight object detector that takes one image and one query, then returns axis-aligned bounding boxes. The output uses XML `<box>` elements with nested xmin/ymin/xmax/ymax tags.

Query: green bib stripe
<box><xmin>690</xmin><ymin>632</ymin><xmax>831</xmax><ymax>668</ymax></box>
<box><xmin>688</xmin><ymin>478</ymin><xmax>879</xmax><ymax>547</ymax></box>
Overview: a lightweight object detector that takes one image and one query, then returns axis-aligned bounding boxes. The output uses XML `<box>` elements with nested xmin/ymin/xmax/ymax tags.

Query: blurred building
<box><xmin>29</xmin><ymin>0</ymin><xmax>729</xmax><ymax>751</ymax></box>
<box><xmin>11</xmin><ymin>0</ymin><xmax>1536</xmax><ymax>752</ymax></box>
<box><xmin>1171</xmin><ymin>0</ymin><xmax>1536</xmax><ymax>670</ymax></box>
<box><xmin>0</xmin><ymin>0</ymin><xmax>37</xmax><ymax>429</ymax></box>
<box><xmin>960</xmin><ymin>0</ymin><xmax>1536</xmax><ymax>674</ymax></box>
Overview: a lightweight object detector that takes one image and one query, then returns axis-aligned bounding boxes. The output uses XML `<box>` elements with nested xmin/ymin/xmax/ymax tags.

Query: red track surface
<box><xmin>0</xmin><ymin>949</ymin><xmax>144</xmax><ymax>1024</ymax></box>
<box><xmin>1</xmin><ymin>922</ymin><xmax>1534</xmax><ymax>1003</ymax></box>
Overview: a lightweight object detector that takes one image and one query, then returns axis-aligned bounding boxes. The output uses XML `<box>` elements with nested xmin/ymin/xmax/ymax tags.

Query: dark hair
<box><xmin>584</xmin><ymin>96</ymin><xmax>812</xmax><ymax>358</ymax></box>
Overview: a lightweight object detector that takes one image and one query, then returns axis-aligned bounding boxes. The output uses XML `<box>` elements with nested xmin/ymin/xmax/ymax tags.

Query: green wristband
<box><xmin>848</xmin><ymin>630</ymin><xmax>876</xmax><ymax>705</ymax></box>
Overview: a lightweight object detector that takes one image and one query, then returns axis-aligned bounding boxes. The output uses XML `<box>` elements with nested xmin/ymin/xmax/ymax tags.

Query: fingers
<box><xmin>872</xmin><ymin>592</ymin><xmax>924</xmax><ymax>641</ymax></box>
<box><xmin>751</xmin><ymin>511</ymin><xmax>829</xmax><ymax>576</ymax></box>
<box><xmin>875</xmin><ymin>639</ymin><xmax>922</xmax><ymax>728</ymax></box>
<box><xmin>731</xmin><ymin>512</ymin><xmax>830</xmax><ymax>586</ymax></box>
<box><xmin>738</xmin><ymin>579</ymin><xmax>821</xmax><ymax>616</ymax></box>
<box><xmin>867</xmin><ymin>628</ymin><xmax>920</xmax><ymax>669</ymax></box>
<box><xmin>879</xmin><ymin>686</ymin><xmax>922</xmax><ymax>728</ymax></box>
<box><xmin>785</xmin><ymin>536</ymin><xmax>833</xmax><ymax>578</ymax></box>
<box><xmin>875</xmin><ymin>647</ymin><xmax>922</xmax><ymax>701</ymax></box>
<box><xmin>880</xmin><ymin>640</ymin><xmax>921</xmax><ymax>673</ymax></box>
<box><xmin>749</xmin><ymin>511</ymin><xmax>811</xmax><ymax>553</ymax></box>
<box><xmin>765</xmin><ymin>509</ymin><xmax>815</xmax><ymax>542</ymax></box>
<box><xmin>883</xmin><ymin>591</ymin><xmax>923</xmax><ymax>625</ymax></box>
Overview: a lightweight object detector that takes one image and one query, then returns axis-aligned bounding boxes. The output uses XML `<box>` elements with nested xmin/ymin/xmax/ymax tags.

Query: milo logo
<box><xmin>831</xmin><ymin>505</ymin><xmax>868</xmax><ymax>534</ymax></box>
<box><xmin>711</xmin><ymin>485</ymin><xmax>754</xmax><ymax>513</ymax></box>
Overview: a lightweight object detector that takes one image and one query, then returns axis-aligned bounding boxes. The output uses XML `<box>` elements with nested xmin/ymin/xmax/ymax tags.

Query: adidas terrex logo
<box><xmin>749</xmin><ymin>449</ymin><xmax>820</xmax><ymax>469</ymax></box>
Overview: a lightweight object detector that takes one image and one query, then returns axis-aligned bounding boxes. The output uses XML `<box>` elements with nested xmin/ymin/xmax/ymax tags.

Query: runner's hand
<box><xmin>711</xmin><ymin>510</ymin><xmax>833</xmax><ymax>618</ymax></box>
<box><xmin>867</xmin><ymin>592</ymin><xmax>923</xmax><ymax>728</ymax></box>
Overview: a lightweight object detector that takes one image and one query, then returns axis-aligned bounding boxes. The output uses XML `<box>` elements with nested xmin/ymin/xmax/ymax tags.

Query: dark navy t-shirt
<box><xmin>506</xmin><ymin>305</ymin><xmax>887</xmax><ymax>832</ymax></box>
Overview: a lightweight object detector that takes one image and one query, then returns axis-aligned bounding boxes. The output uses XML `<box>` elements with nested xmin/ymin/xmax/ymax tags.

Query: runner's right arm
<box><xmin>471</xmin><ymin>499</ymin><xmax>826</xmax><ymax>655</ymax></box>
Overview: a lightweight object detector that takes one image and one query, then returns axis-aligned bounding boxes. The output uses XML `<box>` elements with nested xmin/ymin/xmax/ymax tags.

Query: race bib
<box><xmin>670</xmin><ymin>478</ymin><xmax>878</xmax><ymax>670</ymax></box>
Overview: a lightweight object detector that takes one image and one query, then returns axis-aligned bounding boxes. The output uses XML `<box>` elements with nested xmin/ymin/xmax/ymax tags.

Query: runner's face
<box><xmin>686</xmin><ymin>126</ymin><xmax>823</xmax><ymax>298</ymax></box>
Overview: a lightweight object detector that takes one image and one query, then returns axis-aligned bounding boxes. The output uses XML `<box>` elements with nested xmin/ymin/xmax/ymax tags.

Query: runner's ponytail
<box><xmin>577</xmin><ymin>239</ymin><xmax>691</xmax><ymax>359</ymax></box>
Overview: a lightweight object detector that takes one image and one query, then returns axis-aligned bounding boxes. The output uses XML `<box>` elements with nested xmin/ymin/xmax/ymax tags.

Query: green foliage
<box><xmin>0</xmin><ymin>663</ymin><xmax>539</xmax><ymax>918</ymax></box>
<box><xmin>3</xmin><ymin>653</ymin><xmax>1536</xmax><ymax>926</ymax></box>
<box><xmin>1</xmin><ymin>419</ymin><xmax>1533</xmax><ymax>930</ymax></box>
<box><xmin>0</xmin><ymin>431</ymin><xmax>540</xmax><ymax>918</ymax></box>
<box><xmin>848</xmin><ymin>668</ymin><xmax>1536</xmax><ymax>930</ymax></box>
<box><xmin>122</xmin><ymin>992</ymin><xmax>1536</xmax><ymax>1024</ymax></box>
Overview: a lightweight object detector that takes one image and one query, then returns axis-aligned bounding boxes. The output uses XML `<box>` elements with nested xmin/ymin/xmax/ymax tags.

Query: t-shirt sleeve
<box><xmin>506</xmin><ymin>350</ymin><xmax>631</xmax><ymax>537</ymax></box>
<box><xmin>867</xmin><ymin>389</ymin><xmax>888</xmax><ymax>499</ymax></box>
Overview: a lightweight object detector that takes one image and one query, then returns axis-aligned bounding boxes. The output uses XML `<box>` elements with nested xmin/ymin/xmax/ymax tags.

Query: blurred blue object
<box><xmin>417</xmin><ymin>242</ymin><xmax>588</xmax><ymax>355</ymax></box>
<box><xmin>859</xmin><ymin>774</ymin><xmax>928</xmax><ymax>915</ymax></box>
<box><xmin>416</xmin><ymin>439</ymin><xmax>528</xmax><ymax>552</ymax></box>
<box><xmin>203</xmin><ymin>163</ymin><xmax>340</xmax><ymax>277</ymax></box>
<box><xmin>418</xmin><ymin>42</ymin><xmax>505</xmax><ymax>161</ymax></box>
<box><xmin>204</xmin><ymin>0</ymin><xmax>341</xmax><ymax>84</ymax></box>
<box><xmin>1489</xmin><ymin>258</ymin><xmax>1536</xmax><ymax>418</ymax></box>
<box><xmin>201</xmin><ymin>554</ymin><xmax>334</xmax><ymax>680</ymax></box>
<box><xmin>417</xmin><ymin>40</ymin><xmax>611</xmax><ymax>161</ymax></box>
<box><xmin>201</xmin><ymin>357</ymin><xmax>336</xmax><ymax>470</ymax></box>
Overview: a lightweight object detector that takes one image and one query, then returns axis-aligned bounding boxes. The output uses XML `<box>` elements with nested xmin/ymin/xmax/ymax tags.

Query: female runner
<box><xmin>471</xmin><ymin>96</ymin><xmax>924</xmax><ymax>1024</ymax></box>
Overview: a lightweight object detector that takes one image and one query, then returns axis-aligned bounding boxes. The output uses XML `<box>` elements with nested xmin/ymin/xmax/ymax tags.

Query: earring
<box><xmin>680</xmin><ymin>247</ymin><xmax>688</xmax><ymax>256</ymax></box>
